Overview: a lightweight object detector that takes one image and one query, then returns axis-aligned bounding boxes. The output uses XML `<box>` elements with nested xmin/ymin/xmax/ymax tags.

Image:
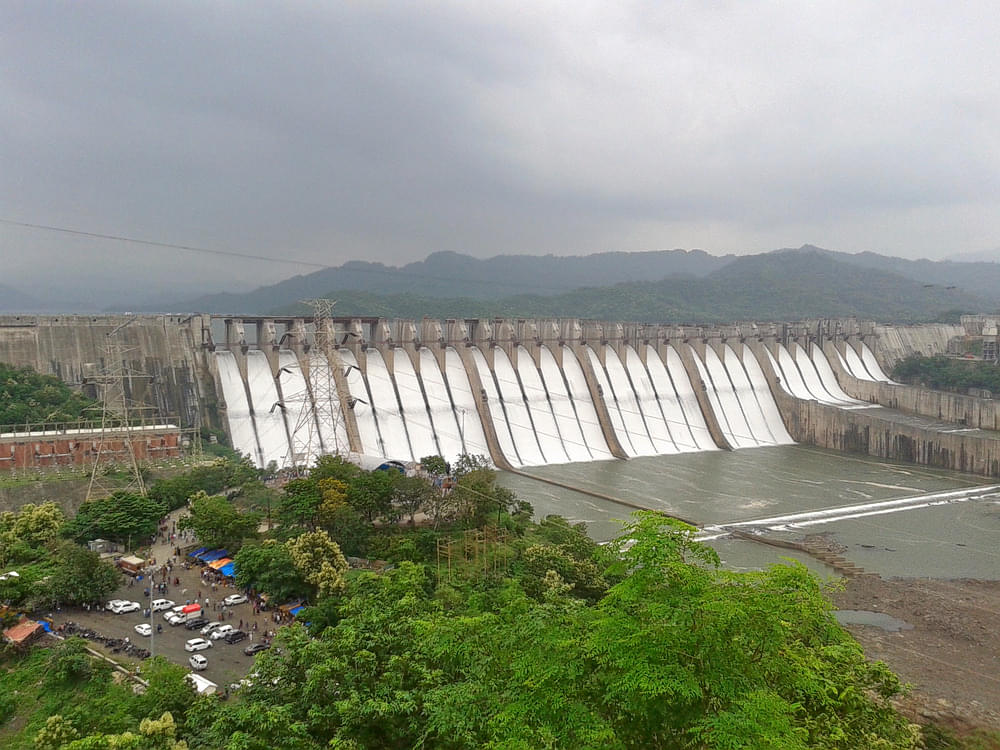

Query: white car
<box><xmin>185</xmin><ymin>638</ymin><xmax>213</xmax><ymax>652</ymax></box>
<box><xmin>189</xmin><ymin>654</ymin><xmax>208</xmax><ymax>670</ymax></box>
<box><xmin>106</xmin><ymin>599</ymin><xmax>127</xmax><ymax>611</ymax></box>
<box><xmin>134</xmin><ymin>623</ymin><xmax>152</xmax><ymax>637</ymax></box>
<box><xmin>200</xmin><ymin>622</ymin><xmax>224</xmax><ymax>636</ymax></box>
<box><xmin>150</xmin><ymin>598</ymin><xmax>175</xmax><ymax>612</ymax></box>
<box><xmin>209</xmin><ymin>624</ymin><xmax>234</xmax><ymax>640</ymax></box>
<box><xmin>163</xmin><ymin>605</ymin><xmax>185</xmax><ymax>621</ymax></box>
<box><xmin>223</xmin><ymin>593</ymin><xmax>248</xmax><ymax>606</ymax></box>
<box><xmin>111</xmin><ymin>601</ymin><xmax>141</xmax><ymax>614</ymax></box>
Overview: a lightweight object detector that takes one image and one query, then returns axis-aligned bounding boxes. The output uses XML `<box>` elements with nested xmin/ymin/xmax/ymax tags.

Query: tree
<box><xmin>345</xmin><ymin>470</ymin><xmax>396</xmax><ymax>523</ymax></box>
<box><xmin>177</xmin><ymin>492</ymin><xmax>260</xmax><ymax>551</ymax></box>
<box><xmin>233</xmin><ymin>541</ymin><xmax>310</xmax><ymax>602</ymax></box>
<box><xmin>316</xmin><ymin>478</ymin><xmax>370</xmax><ymax>556</ymax></box>
<box><xmin>45</xmin><ymin>541</ymin><xmax>121</xmax><ymax>606</ymax></box>
<box><xmin>419</xmin><ymin>454</ymin><xmax>450</xmax><ymax>476</ymax></box>
<box><xmin>62</xmin><ymin>491</ymin><xmax>166</xmax><ymax>546</ymax></box>
<box><xmin>391</xmin><ymin>474</ymin><xmax>436</xmax><ymax>525</ymax></box>
<box><xmin>450</xmin><ymin>464</ymin><xmax>516</xmax><ymax>528</ymax></box>
<box><xmin>46</xmin><ymin>636</ymin><xmax>94</xmax><ymax>684</ymax></box>
<box><xmin>277</xmin><ymin>478</ymin><xmax>323</xmax><ymax>530</ymax></box>
<box><xmin>285</xmin><ymin>530</ymin><xmax>349</xmax><ymax>599</ymax></box>
<box><xmin>0</xmin><ymin>501</ymin><xmax>65</xmax><ymax>565</ymax></box>
<box><xmin>0</xmin><ymin>363</ymin><xmax>98</xmax><ymax>427</ymax></box>
<box><xmin>310</xmin><ymin>453</ymin><xmax>362</xmax><ymax>484</ymax></box>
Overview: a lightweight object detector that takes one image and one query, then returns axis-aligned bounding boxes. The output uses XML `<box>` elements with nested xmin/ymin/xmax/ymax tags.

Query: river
<box><xmin>499</xmin><ymin>444</ymin><xmax>1000</xmax><ymax>579</ymax></box>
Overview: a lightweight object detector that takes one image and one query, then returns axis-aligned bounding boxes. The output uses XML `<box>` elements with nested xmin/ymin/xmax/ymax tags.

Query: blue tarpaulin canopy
<box><xmin>219</xmin><ymin>562</ymin><xmax>236</xmax><ymax>578</ymax></box>
<box><xmin>289</xmin><ymin>605</ymin><xmax>305</xmax><ymax>617</ymax></box>
<box><xmin>199</xmin><ymin>550</ymin><xmax>229</xmax><ymax>563</ymax></box>
<box><xmin>188</xmin><ymin>547</ymin><xmax>208</xmax><ymax>558</ymax></box>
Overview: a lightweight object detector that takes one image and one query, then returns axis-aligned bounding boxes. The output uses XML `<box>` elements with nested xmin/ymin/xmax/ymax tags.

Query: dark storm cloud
<box><xmin>3</xmin><ymin>1</ymin><xmax>1000</xmax><ymax>304</ymax></box>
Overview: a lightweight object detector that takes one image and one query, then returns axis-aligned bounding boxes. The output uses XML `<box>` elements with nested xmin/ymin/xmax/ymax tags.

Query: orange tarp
<box><xmin>208</xmin><ymin>557</ymin><xmax>232</xmax><ymax>570</ymax></box>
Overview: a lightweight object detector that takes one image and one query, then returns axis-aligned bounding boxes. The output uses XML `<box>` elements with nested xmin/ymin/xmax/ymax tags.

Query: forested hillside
<box><xmin>0</xmin><ymin>364</ymin><xmax>98</xmax><ymax>428</ymax></box>
<box><xmin>272</xmin><ymin>250</ymin><xmax>984</xmax><ymax>323</ymax></box>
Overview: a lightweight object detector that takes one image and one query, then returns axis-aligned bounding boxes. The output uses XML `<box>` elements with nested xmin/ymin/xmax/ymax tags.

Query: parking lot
<box><xmin>52</xmin><ymin>528</ymin><xmax>276</xmax><ymax>689</ymax></box>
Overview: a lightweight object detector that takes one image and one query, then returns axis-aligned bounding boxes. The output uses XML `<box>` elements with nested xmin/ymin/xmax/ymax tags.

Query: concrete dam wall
<box><xmin>1</xmin><ymin>314</ymin><xmax>997</xmax><ymax>478</ymax></box>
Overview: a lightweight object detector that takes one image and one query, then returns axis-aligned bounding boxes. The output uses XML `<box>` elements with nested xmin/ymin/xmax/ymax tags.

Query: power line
<box><xmin>0</xmin><ymin>218</ymin><xmax>330</xmax><ymax>269</ymax></box>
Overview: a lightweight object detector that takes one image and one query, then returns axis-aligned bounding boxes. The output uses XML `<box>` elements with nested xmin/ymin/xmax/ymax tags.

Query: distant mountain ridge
<box><xmin>129</xmin><ymin>244</ymin><xmax>1000</xmax><ymax>322</ymax></box>
<box><xmin>270</xmin><ymin>249</ymin><xmax>990</xmax><ymax>324</ymax></box>
<box><xmin>167</xmin><ymin>248</ymin><xmax>731</xmax><ymax>313</ymax></box>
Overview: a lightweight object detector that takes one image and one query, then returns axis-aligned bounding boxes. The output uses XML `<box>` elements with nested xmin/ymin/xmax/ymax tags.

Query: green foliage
<box><xmin>0</xmin><ymin>502</ymin><xmax>65</xmax><ymax>566</ymax></box>
<box><xmin>147</xmin><ymin>458</ymin><xmax>257</xmax><ymax>512</ymax></box>
<box><xmin>0</xmin><ymin>364</ymin><xmax>98</xmax><ymax>428</ymax></box>
<box><xmin>892</xmin><ymin>354</ymin><xmax>1000</xmax><ymax>395</ymax></box>
<box><xmin>44</xmin><ymin>541</ymin><xmax>121</xmax><ymax>607</ymax></box>
<box><xmin>45</xmin><ymin>637</ymin><xmax>94</xmax><ymax>684</ymax></box>
<box><xmin>345</xmin><ymin>470</ymin><xmax>397</xmax><ymax>523</ymax></box>
<box><xmin>233</xmin><ymin>541</ymin><xmax>310</xmax><ymax>602</ymax></box>
<box><xmin>177</xmin><ymin>492</ymin><xmax>260</xmax><ymax>552</ymax></box>
<box><xmin>419</xmin><ymin>455</ymin><xmax>450</xmax><ymax>475</ymax></box>
<box><xmin>62</xmin><ymin>491</ymin><xmax>166</xmax><ymax>546</ymax></box>
<box><xmin>285</xmin><ymin>530</ymin><xmax>349</xmax><ymax>598</ymax></box>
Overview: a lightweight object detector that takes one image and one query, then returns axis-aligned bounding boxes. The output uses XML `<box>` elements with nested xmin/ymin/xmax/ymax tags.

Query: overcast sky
<box><xmin>4</xmin><ymin>1</ymin><xmax>1000</xmax><ymax>302</ymax></box>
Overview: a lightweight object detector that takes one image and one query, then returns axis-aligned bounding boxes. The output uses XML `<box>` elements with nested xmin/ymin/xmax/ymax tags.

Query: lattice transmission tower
<box><xmin>86</xmin><ymin>318</ymin><xmax>151</xmax><ymax>500</ymax></box>
<box><xmin>284</xmin><ymin>298</ymin><xmax>351</xmax><ymax>474</ymax></box>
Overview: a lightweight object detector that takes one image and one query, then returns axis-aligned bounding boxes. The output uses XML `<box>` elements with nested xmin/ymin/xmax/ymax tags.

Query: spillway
<box><xmin>722</xmin><ymin>345</ymin><xmax>776</xmax><ymax>445</ymax></box>
<box><xmin>472</xmin><ymin>347</ymin><xmax>524</xmax><ymax>466</ymax></box>
<box><xmin>392</xmin><ymin>349</ymin><xmax>437</xmax><ymax>461</ymax></box>
<box><xmin>703</xmin><ymin>346</ymin><xmax>757</xmax><ymax>448</ymax></box>
<box><xmin>517</xmin><ymin>347</ymin><xmax>572</xmax><ymax>464</ymax></box>
<box><xmin>844</xmin><ymin>345</ymin><xmax>875</xmax><ymax>381</ymax></box>
<box><xmin>586</xmin><ymin>347</ymin><xmax>636</xmax><ymax>456</ymax></box>
<box><xmin>625</xmin><ymin>346</ymin><xmax>679</xmax><ymax>454</ymax></box>
<box><xmin>338</xmin><ymin>349</ymin><xmax>385</xmax><ymax>458</ymax></box>
<box><xmin>861</xmin><ymin>342</ymin><xmax>894</xmax><ymax>382</ymax></box>
<box><xmin>492</xmin><ymin>348</ymin><xmax>547</xmax><ymax>466</ymax></box>
<box><xmin>664</xmin><ymin>345</ymin><xmax>717</xmax><ymax>450</ymax></box>
<box><xmin>811</xmin><ymin>347</ymin><xmax>864</xmax><ymax>405</ymax></box>
<box><xmin>792</xmin><ymin>343</ymin><xmax>838</xmax><ymax>404</ymax></box>
<box><xmin>215</xmin><ymin>351</ymin><xmax>261</xmax><ymax>467</ymax></box>
<box><xmin>558</xmin><ymin>348</ymin><xmax>614</xmax><ymax>460</ymax></box>
<box><xmin>771</xmin><ymin>346</ymin><xmax>813</xmax><ymax>401</ymax></box>
<box><xmin>365</xmin><ymin>349</ymin><xmax>413</xmax><ymax>462</ymax></box>
<box><xmin>443</xmin><ymin>348</ymin><xmax>491</xmax><ymax>461</ymax></box>
<box><xmin>741</xmin><ymin>347</ymin><xmax>794</xmax><ymax>444</ymax></box>
<box><xmin>418</xmin><ymin>349</ymin><xmax>463</xmax><ymax>464</ymax></box>
<box><xmin>245</xmin><ymin>350</ymin><xmax>291</xmax><ymax>468</ymax></box>
<box><xmin>602</xmin><ymin>345</ymin><xmax>657</xmax><ymax>456</ymax></box>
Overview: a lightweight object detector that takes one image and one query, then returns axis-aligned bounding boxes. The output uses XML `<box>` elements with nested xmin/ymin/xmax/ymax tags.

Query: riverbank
<box><xmin>832</xmin><ymin>575</ymin><xmax>1000</xmax><ymax>734</ymax></box>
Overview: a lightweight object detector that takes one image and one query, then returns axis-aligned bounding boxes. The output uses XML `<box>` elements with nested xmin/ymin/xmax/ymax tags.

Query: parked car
<box><xmin>185</xmin><ymin>617</ymin><xmax>210</xmax><ymax>631</ymax></box>
<box><xmin>209</xmin><ymin>624</ymin><xmax>234</xmax><ymax>640</ymax></box>
<box><xmin>163</xmin><ymin>605</ymin><xmax>185</xmax><ymax>621</ymax></box>
<box><xmin>150</xmin><ymin>598</ymin><xmax>175</xmax><ymax>612</ymax></box>
<box><xmin>184</xmin><ymin>638</ymin><xmax>213</xmax><ymax>652</ymax></box>
<box><xmin>134</xmin><ymin>623</ymin><xmax>152</xmax><ymax>637</ymax></box>
<box><xmin>200</xmin><ymin>622</ymin><xmax>224</xmax><ymax>636</ymax></box>
<box><xmin>189</xmin><ymin>654</ymin><xmax>208</xmax><ymax>670</ymax></box>
<box><xmin>223</xmin><ymin>630</ymin><xmax>248</xmax><ymax>645</ymax></box>
<box><xmin>243</xmin><ymin>643</ymin><xmax>270</xmax><ymax>656</ymax></box>
<box><xmin>106</xmin><ymin>599</ymin><xmax>127</xmax><ymax>611</ymax></box>
<box><xmin>111</xmin><ymin>601</ymin><xmax>141</xmax><ymax>614</ymax></box>
<box><xmin>223</xmin><ymin>593</ymin><xmax>248</xmax><ymax>606</ymax></box>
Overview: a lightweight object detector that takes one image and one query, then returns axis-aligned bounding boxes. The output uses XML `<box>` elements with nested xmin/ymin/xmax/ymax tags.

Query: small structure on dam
<box><xmin>0</xmin><ymin>314</ymin><xmax>997</xmax><ymax>477</ymax></box>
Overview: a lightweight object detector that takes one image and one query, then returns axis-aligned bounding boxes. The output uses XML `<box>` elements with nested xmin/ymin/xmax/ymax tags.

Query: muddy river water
<box><xmin>500</xmin><ymin>444</ymin><xmax>1000</xmax><ymax>579</ymax></box>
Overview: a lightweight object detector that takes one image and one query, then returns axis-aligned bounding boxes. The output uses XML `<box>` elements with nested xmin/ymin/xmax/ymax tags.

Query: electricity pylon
<box><xmin>86</xmin><ymin>318</ymin><xmax>149</xmax><ymax>501</ymax></box>
<box><xmin>284</xmin><ymin>298</ymin><xmax>349</xmax><ymax>474</ymax></box>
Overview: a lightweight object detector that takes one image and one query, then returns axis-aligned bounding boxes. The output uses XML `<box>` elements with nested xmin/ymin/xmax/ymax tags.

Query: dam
<box><xmin>0</xmin><ymin>314</ymin><xmax>997</xmax><ymax>479</ymax></box>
